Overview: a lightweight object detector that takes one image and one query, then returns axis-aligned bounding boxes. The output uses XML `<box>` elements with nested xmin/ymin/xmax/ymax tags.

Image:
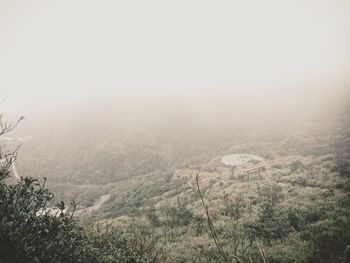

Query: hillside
<box><xmin>91</xmin><ymin>153</ymin><xmax>349</xmax><ymax>262</ymax></box>
<box><xmin>5</xmin><ymin>102</ymin><xmax>350</xmax><ymax>262</ymax></box>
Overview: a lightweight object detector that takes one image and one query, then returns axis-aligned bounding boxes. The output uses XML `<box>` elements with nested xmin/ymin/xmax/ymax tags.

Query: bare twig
<box><xmin>69</xmin><ymin>200</ymin><xmax>78</xmax><ymax>220</ymax></box>
<box><xmin>0</xmin><ymin>115</ymin><xmax>24</xmax><ymax>136</ymax></box>
<box><xmin>196</xmin><ymin>173</ymin><xmax>232</xmax><ymax>263</ymax></box>
<box><xmin>0</xmin><ymin>113</ymin><xmax>24</xmax><ymax>180</ymax></box>
<box><xmin>258</xmin><ymin>245</ymin><xmax>267</xmax><ymax>263</ymax></box>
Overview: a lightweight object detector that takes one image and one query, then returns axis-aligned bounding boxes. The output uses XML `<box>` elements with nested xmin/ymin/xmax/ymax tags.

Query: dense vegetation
<box><xmin>0</xmin><ymin>166</ymin><xmax>160</xmax><ymax>263</ymax></box>
<box><xmin>93</xmin><ymin>152</ymin><xmax>350</xmax><ymax>263</ymax></box>
<box><xmin>1</xmin><ymin>103</ymin><xmax>350</xmax><ymax>262</ymax></box>
<box><xmin>2</xmin><ymin>147</ymin><xmax>350</xmax><ymax>262</ymax></box>
<box><xmin>0</xmin><ymin>115</ymin><xmax>158</xmax><ymax>263</ymax></box>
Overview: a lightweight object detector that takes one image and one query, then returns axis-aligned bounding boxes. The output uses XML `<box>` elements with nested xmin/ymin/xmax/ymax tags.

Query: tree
<box><xmin>0</xmin><ymin>115</ymin><xmax>94</xmax><ymax>263</ymax></box>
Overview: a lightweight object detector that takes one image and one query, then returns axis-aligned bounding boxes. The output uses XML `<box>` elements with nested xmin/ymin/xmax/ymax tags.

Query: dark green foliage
<box><xmin>222</xmin><ymin>194</ymin><xmax>246</xmax><ymax>220</ymax></box>
<box><xmin>334</xmin><ymin>152</ymin><xmax>350</xmax><ymax>178</ymax></box>
<box><xmin>87</xmin><ymin>223</ymin><xmax>158</xmax><ymax>263</ymax></box>
<box><xmin>253</xmin><ymin>201</ymin><xmax>292</xmax><ymax>245</ymax></box>
<box><xmin>0</xmin><ymin>171</ymin><xmax>92</xmax><ymax>263</ymax></box>
<box><xmin>0</xmin><ymin>169</ymin><xmax>158</xmax><ymax>263</ymax></box>
<box><xmin>162</xmin><ymin>205</ymin><xmax>194</xmax><ymax>228</ymax></box>
<box><xmin>191</xmin><ymin>215</ymin><xmax>206</xmax><ymax>236</ymax></box>
<box><xmin>307</xmin><ymin>217</ymin><xmax>350</xmax><ymax>263</ymax></box>
<box><xmin>286</xmin><ymin>207</ymin><xmax>303</xmax><ymax>231</ymax></box>
<box><xmin>146</xmin><ymin>206</ymin><xmax>161</xmax><ymax>227</ymax></box>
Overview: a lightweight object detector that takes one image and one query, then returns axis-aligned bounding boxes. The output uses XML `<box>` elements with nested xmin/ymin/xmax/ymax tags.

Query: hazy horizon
<box><xmin>1</xmin><ymin>0</ymin><xmax>350</xmax><ymax>116</ymax></box>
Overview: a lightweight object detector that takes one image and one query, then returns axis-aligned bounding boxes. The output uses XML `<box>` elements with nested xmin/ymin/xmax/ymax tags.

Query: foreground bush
<box><xmin>0</xmin><ymin>169</ymin><xmax>92</xmax><ymax>263</ymax></box>
<box><xmin>0</xmin><ymin>169</ymin><xmax>158</xmax><ymax>263</ymax></box>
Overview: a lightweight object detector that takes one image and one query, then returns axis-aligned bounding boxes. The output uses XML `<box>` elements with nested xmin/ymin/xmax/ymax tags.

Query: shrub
<box><xmin>0</xmin><ymin>172</ymin><xmax>95</xmax><ymax>263</ymax></box>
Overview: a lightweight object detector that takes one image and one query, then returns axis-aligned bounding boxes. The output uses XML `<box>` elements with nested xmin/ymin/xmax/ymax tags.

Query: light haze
<box><xmin>0</xmin><ymin>0</ymin><xmax>350</xmax><ymax>114</ymax></box>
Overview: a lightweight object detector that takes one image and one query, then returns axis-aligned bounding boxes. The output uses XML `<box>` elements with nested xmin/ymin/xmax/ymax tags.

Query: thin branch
<box><xmin>0</xmin><ymin>115</ymin><xmax>24</xmax><ymax>136</ymax></box>
<box><xmin>196</xmin><ymin>173</ymin><xmax>232</xmax><ymax>263</ymax></box>
<box><xmin>258</xmin><ymin>245</ymin><xmax>267</xmax><ymax>263</ymax></box>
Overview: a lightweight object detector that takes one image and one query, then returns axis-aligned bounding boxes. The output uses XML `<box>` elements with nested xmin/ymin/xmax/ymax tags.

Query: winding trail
<box><xmin>75</xmin><ymin>194</ymin><xmax>111</xmax><ymax>216</ymax></box>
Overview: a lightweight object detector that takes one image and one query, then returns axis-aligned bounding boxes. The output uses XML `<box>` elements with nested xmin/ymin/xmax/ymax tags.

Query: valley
<box><xmin>4</xmin><ymin>101</ymin><xmax>350</xmax><ymax>262</ymax></box>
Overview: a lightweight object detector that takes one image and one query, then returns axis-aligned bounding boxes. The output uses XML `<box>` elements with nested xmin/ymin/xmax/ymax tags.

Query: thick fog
<box><xmin>1</xmin><ymin>1</ymin><xmax>350</xmax><ymax>171</ymax></box>
<box><xmin>1</xmin><ymin>0</ymin><xmax>350</xmax><ymax>118</ymax></box>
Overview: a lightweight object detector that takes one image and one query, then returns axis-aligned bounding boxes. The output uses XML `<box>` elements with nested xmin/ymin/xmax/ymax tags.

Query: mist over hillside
<box><xmin>1</xmin><ymin>0</ymin><xmax>350</xmax><ymax>262</ymax></box>
<box><xmin>3</xmin><ymin>90</ymin><xmax>348</xmax><ymax>262</ymax></box>
<box><xmin>12</xmin><ymin>91</ymin><xmax>350</xmax><ymax>186</ymax></box>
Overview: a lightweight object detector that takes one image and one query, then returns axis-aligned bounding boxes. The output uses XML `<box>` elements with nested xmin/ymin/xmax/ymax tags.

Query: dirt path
<box><xmin>75</xmin><ymin>194</ymin><xmax>111</xmax><ymax>216</ymax></box>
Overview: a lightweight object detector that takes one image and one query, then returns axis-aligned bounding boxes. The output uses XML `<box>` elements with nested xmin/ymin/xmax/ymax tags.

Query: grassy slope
<box><xmin>92</xmin><ymin>152</ymin><xmax>349</xmax><ymax>262</ymax></box>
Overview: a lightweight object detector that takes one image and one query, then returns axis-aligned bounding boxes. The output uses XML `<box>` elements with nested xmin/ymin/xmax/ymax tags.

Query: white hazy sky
<box><xmin>1</xmin><ymin>0</ymin><xmax>350</xmax><ymax>113</ymax></box>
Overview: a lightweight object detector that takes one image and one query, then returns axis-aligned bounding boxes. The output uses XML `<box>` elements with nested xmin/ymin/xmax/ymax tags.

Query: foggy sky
<box><xmin>1</xmin><ymin>0</ymin><xmax>350</xmax><ymax>114</ymax></box>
